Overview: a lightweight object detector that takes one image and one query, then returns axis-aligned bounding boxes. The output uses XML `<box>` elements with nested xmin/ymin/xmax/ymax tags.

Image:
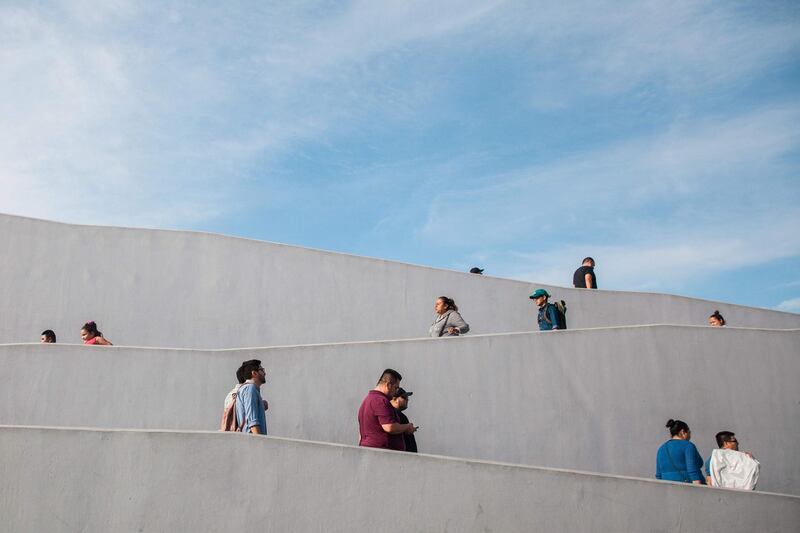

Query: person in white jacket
<box><xmin>705</xmin><ymin>431</ymin><xmax>759</xmax><ymax>489</ymax></box>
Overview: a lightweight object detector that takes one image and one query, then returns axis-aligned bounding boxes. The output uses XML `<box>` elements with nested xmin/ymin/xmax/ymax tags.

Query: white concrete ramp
<box><xmin>2</xmin><ymin>325</ymin><xmax>798</xmax><ymax>495</ymax></box>
<box><xmin>2</xmin><ymin>213</ymin><xmax>798</xmax><ymax>348</ymax></box>
<box><xmin>3</xmin><ymin>213</ymin><xmax>799</xmax><ymax>531</ymax></box>
<box><xmin>1</xmin><ymin>426</ymin><xmax>798</xmax><ymax>533</ymax></box>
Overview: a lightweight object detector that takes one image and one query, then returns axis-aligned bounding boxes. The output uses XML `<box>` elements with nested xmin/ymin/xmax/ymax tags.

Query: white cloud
<box><xmin>416</xmin><ymin>103</ymin><xmax>800</xmax><ymax>290</ymax></box>
<box><xmin>499</xmin><ymin>0</ymin><xmax>800</xmax><ymax>107</ymax></box>
<box><xmin>776</xmin><ymin>298</ymin><xmax>800</xmax><ymax>314</ymax></box>
<box><xmin>506</xmin><ymin>216</ymin><xmax>800</xmax><ymax>291</ymax></box>
<box><xmin>0</xmin><ymin>1</ymin><xmax>507</xmax><ymax>226</ymax></box>
<box><xmin>420</xmin><ymin>104</ymin><xmax>800</xmax><ymax>246</ymax></box>
<box><xmin>0</xmin><ymin>0</ymin><xmax>798</xmax><ymax>233</ymax></box>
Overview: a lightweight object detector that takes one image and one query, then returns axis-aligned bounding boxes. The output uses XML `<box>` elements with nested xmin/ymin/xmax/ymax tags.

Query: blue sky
<box><xmin>2</xmin><ymin>1</ymin><xmax>799</xmax><ymax>312</ymax></box>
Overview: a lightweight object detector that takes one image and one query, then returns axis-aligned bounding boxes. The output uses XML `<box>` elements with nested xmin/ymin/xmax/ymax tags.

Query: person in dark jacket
<box><xmin>390</xmin><ymin>387</ymin><xmax>417</xmax><ymax>453</ymax></box>
<box><xmin>530</xmin><ymin>289</ymin><xmax>560</xmax><ymax>331</ymax></box>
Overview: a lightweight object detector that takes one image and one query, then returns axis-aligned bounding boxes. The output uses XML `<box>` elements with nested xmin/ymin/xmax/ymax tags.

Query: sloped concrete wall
<box><xmin>2</xmin><ymin>213</ymin><xmax>798</xmax><ymax>349</ymax></box>
<box><xmin>1</xmin><ymin>426</ymin><xmax>798</xmax><ymax>533</ymax></box>
<box><xmin>2</xmin><ymin>326</ymin><xmax>798</xmax><ymax>494</ymax></box>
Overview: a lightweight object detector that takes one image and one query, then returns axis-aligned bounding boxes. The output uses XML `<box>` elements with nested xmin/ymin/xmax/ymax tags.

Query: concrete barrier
<box><xmin>2</xmin><ymin>325</ymin><xmax>798</xmax><ymax>494</ymax></box>
<box><xmin>1</xmin><ymin>426</ymin><xmax>798</xmax><ymax>533</ymax></box>
<box><xmin>2</xmin><ymin>213</ymin><xmax>798</xmax><ymax>348</ymax></box>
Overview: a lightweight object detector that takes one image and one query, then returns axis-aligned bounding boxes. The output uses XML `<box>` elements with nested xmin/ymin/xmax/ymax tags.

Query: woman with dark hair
<box><xmin>40</xmin><ymin>330</ymin><xmax>56</xmax><ymax>343</ymax></box>
<box><xmin>708</xmin><ymin>310</ymin><xmax>726</xmax><ymax>327</ymax></box>
<box><xmin>429</xmin><ymin>296</ymin><xmax>470</xmax><ymax>337</ymax></box>
<box><xmin>655</xmin><ymin>419</ymin><xmax>705</xmax><ymax>484</ymax></box>
<box><xmin>80</xmin><ymin>321</ymin><xmax>113</xmax><ymax>345</ymax></box>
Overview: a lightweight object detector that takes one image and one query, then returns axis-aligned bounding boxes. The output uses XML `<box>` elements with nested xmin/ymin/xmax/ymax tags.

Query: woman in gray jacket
<box><xmin>429</xmin><ymin>296</ymin><xmax>470</xmax><ymax>337</ymax></box>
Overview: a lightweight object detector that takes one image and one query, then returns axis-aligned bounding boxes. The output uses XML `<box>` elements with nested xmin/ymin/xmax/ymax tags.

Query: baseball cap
<box><xmin>469</xmin><ymin>267</ymin><xmax>484</xmax><ymax>274</ymax></box>
<box><xmin>529</xmin><ymin>288</ymin><xmax>550</xmax><ymax>299</ymax></box>
<box><xmin>393</xmin><ymin>387</ymin><xmax>413</xmax><ymax>398</ymax></box>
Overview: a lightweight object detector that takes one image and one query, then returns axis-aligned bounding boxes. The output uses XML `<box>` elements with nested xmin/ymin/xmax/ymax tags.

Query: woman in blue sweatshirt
<box><xmin>656</xmin><ymin>419</ymin><xmax>705</xmax><ymax>484</ymax></box>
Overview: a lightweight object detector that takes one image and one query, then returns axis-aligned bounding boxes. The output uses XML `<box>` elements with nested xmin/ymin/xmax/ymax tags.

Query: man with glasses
<box><xmin>235</xmin><ymin>359</ymin><xmax>269</xmax><ymax>435</ymax></box>
<box><xmin>705</xmin><ymin>431</ymin><xmax>758</xmax><ymax>489</ymax></box>
<box><xmin>358</xmin><ymin>369</ymin><xmax>416</xmax><ymax>451</ymax></box>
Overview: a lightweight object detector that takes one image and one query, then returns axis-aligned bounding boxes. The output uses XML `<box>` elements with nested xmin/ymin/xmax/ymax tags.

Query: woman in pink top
<box><xmin>80</xmin><ymin>321</ymin><xmax>113</xmax><ymax>345</ymax></box>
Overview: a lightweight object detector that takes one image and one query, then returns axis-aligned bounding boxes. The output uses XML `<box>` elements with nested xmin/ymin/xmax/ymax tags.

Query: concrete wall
<box><xmin>1</xmin><ymin>426</ymin><xmax>798</xmax><ymax>533</ymax></box>
<box><xmin>2</xmin><ymin>213</ymin><xmax>798</xmax><ymax>349</ymax></box>
<box><xmin>2</xmin><ymin>325</ymin><xmax>798</xmax><ymax>494</ymax></box>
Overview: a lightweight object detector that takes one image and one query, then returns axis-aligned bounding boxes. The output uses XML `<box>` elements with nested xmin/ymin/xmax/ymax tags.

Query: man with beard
<box><xmin>235</xmin><ymin>359</ymin><xmax>268</xmax><ymax>435</ymax></box>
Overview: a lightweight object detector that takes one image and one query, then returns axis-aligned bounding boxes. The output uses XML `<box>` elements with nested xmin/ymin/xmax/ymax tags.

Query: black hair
<box><xmin>240</xmin><ymin>359</ymin><xmax>262</xmax><ymax>381</ymax></box>
<box><xmin>715</xmin><ymin>431</ymin><xmax>736</xmax><ymax>448</ymax></box>
<box><xmin>709</xmin><ymin>310</ymin><xmax>726</xmax><ymax>326</ymax></box>
<box><xmin>377</xmin><ymin>368</ymin><xmax>402</xmax><ymax>386</ymax></box>
<box><xmin>582</xmin><ymin>257</ymin><xmax>595</xmax><ymax>265</ymax></box>
<box><xmin>666</xmin><ymin>419</ymin><xmax>690</xmax><ymax>437</ymax></box>
<box><xmin>437</xmin><ymin>296</ymin><xmax>458</xmax><ymax>312</ymax></box>
<box><xmin>41</xmin><ymin>330</ymin><xmax>56</xmax><ymax>343</ymax></box>
<box><xmin>82</xmin><ymin>321</ymin><xmax>102</xmax><ymax>337</ymax></box>
<box><xmin>236</xmin><ymin>363</ymin><xmax>248</xmax><ymax>384</ymax></box>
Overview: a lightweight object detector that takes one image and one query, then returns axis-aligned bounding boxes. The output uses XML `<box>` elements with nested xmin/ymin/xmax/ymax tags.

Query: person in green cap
<box><xmin>530</xmin><ymin>289</ymin><xmax>561</xmax><ymax>331</ymax></box>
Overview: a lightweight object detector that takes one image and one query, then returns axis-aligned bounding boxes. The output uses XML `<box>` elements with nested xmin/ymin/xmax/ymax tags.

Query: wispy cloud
<box><xmin>776</xmin><ymin>298</ymin><xmax>800</xmax><ymax>314</ymax></box>
<box><xmin>0</xmin><ymin>1</ymin><xmax>798</xmax><ymax>309</ymax></box>
<box><xmin>417</xmin><ymin>103</ymin><xmax>800</xmax><ymax>290</ymax></box>
<box><xmin>507</xmin><ymin>218</ymin><xmax>800</xmax><ymax>291</ymax></box>
<box><xmin>420</xmin><ymin>104</ymin><xmax>800</xmax><ymax>243</ymax></box>
<box><xmin>496</xmin><ymin>0</ymin><xmax>800</xmax><ymax>108</ymax></box>
<box><xmin>2</xmin><ymin>1</ymin><xmax>797</xmax><ymax>225</ymax></box>
<box><xmin>0</xmin><ymin>1</ymin><xmax>508</xmax><ymax>226</ymax></box>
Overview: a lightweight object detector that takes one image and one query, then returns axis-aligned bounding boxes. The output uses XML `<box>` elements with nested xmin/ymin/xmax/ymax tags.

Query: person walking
<box><xmin>358</xmin><ymin>369</ymin><xmax>416</xmax><ymax>451</ymax></box>
<box><xmin>530</xmin><ymin>289</ymin><xmax>562</xmax><ymax>331</ymax></box>
<box><xmin>705</xmin><ymin>431</ymin><xmax>759</xmax><ymax>489</ymax></box>
<box><xmin>708</xmin><ymin>310</ymin><xmax>726</xmax><ymax>327</ymax></box>
<box><xmin>655</xmin><ymin>419</ymin><xmax>705</xmax><ymax>484</ymax></box>
<box><xmin>80</xmin><ymin>321</ymin><xmax>112</xmax><ymax>345</ymax></box>
<box><xmin>573</xmin><ymin>257</ymin><xmax>597</xmax><ymax>289</ymax></box>
<box><xmin>429</xmin><ymin>296</ymin><xmax>470</xmax><ymax>337</ymax></box>
<box><xmin>390</xmin><ymin>387</ymin><xmax>417</xmax><ymax>453</ymax></box>
<box><xmin>235</xmin><ymin>359</ymin><xmax>268</xmax><ymax>435</ymax></box>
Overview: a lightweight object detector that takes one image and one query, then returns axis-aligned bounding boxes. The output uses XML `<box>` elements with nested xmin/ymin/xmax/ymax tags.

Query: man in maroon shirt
<box><xmin>358</xmin><ymin>368</ymin><xmax>416</xmax><ymax>450</ymax></box>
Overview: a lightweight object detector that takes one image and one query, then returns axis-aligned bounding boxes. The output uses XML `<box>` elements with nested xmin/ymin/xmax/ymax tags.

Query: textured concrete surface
<box><xmin>3</xmin><ymin>325</ymin><xmax>798</xmax><ymax>494</ymax></box>
<box><xmin>2</xmin><ymin>213</ymin><xmax>798</xmax><ymax>348</ymax></box>
<box><xmin>1</xmin><ymin>426</ymin><xmax>798</xmax><ymax>533</ymax></box>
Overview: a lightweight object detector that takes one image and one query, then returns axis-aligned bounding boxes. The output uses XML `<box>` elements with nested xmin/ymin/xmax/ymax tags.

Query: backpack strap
<box><xmin>541</xmin><ymin>303</ymin><xmax>555</xmax><ymax>325</ymax></box>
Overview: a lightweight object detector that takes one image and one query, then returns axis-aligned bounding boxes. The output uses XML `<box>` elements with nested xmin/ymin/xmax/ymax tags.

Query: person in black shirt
<box><xmin>573</xmin><ymin>257</ymin><xmax>597</xmax><ymax>289</ymax></box>
<box><xmin>390</xmin><ymin>388</ymin><xmax>417</xmax><ymax>453</ymax></box>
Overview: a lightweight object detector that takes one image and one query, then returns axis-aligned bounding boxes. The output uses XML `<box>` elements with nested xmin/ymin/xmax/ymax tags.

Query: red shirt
<box><xmin>358</xmin><ymin>390</ymin><xmax>405</xmax><ymax>451</ymax></box>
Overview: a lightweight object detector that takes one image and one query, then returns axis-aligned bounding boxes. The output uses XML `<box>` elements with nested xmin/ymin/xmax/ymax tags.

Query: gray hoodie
<box><xmin>429</xmin><ymin>310</ymin><xmax>470</xmax><ymax>337</ymax></box>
